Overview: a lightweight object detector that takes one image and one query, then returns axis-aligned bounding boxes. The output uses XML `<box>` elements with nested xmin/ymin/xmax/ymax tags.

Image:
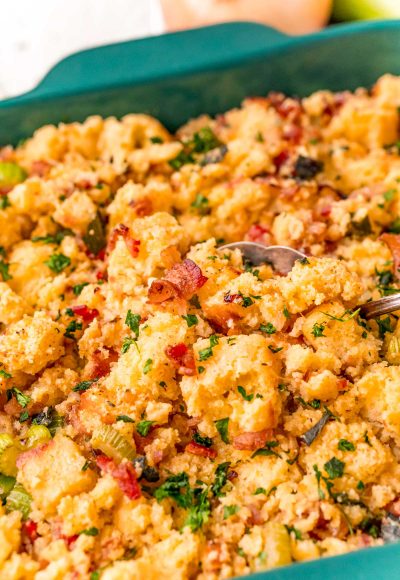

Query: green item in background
<box><xmin>333</xmin><ymin>0</ymin><xmax>400</xmax><ymax>20</ymax></box>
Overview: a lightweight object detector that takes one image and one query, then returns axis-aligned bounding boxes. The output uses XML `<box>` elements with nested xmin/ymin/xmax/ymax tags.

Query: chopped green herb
<box><xmin>197</xmin><ymin>366</ymin><xmax>205</xmax><ymax>374</ymax></box>
<box><xmin>338</xmin><ymin>439</ymin><xmax>355</xmax><ymax>452</ymax></box>
<box><xmin>121</xmin><ymin>336</ymin><xmax>136</xmax><ymax>354</ymax></box>
<box><xmin>136</xmin><ymin>420</ymin><xmax>154</xmax><ymax>437</ymax></box>
<box><xmin>357</xmin><ymin>480</ymin><xmax>365</xmax><ymax>491</ymax></box>
<box><xmin>376</xmin><ymin>315</ymin><xmax>394</xmax><ymax>339</ymax></box>
<box><xmin>45</xmin><ymin>253</ymin><xmax>71</xmax><ymax>273</ymax></box>
<box><xmin>237</xmin><ymin>386</ymin><xmax>254</xmax><ymax>402</ymax></box>
<box><xmin>154</xmin><ymin>472</ymin><xmax>192</xmax><ymax>508</ymax></box>
<box><xmin>73</xmin><ymin>282</ymin><xmax>89</xmax><ymax>296</ymax></box>
<box><xmin>254</xmin><ymin>487</ymin><xmax>267</xmax><ymax>495</ymax></box>
<box><xmin>283</xmin><ymin>306</ymin><xmax>291</xmax><ymax>319</ymax></box>
<box><xmin>313</xmin><ymin>464</ymin><xmax>325</xmax><ymax>500</ymax></box>
<box><xmin>169</xmin><ymin>150</ymin><xmax>195</xmax><ymax>170</ymax></box>
<box><xmin>363</xmin><ymin>431</ymin><xmax>372</xmax><ymax>446</ymax></box>
<box><xmin>150</xmin><ymin>136</ymin><xmax>164</xmax><ymax>144</ymax></box>
<box><xmin>0</xmin><ymin>369</ymin><xmax>12</xmax><ymax>379</ymax></box>
<box><xmin>211</xmin><ymin>462</ymin><xmax>230</xmax><ymax>497</ymax></box>
<box><xmin>116</xmin><ymin>415</ymin><xmax>135</xmax><ymax>423</ymax></box>
<box><xmin>193</xmin><ymin>432</ymin><xmax>213</xmax><ymax>448</ymax></box>
<box><xmin>183</xmin><ymin>486</ymin><xmax>211</xmax><ymax>532</ymax></box>
<box><xmin>255</xmin><ymin>131</ymin><xmax>264</xmax><ymax>143</ymax></box>
<box><xmin>199</xmin><ymin>335</ymin><xmax>219</xmax><ymax>361</ymax></box>
<box><xmin>0</xmin><ymin>261</ymin><xmax>11</xmax><ymax>281</ymax></box>
<box><xmin>388</xmin><ymin>218</ymin><xmax>400</xmax><ymax>234</ymax></box>
<box><xmin>324</xmin><ymin>457</ymin><xmax>345</xmax><ymax>479</ymax></box>
<box><xmin>79</xmin><ymin>527</ymin><xmax>99</xmax><ymax>536</ymax></box>
<box><xmin>191</xmin><ymin>194</ymin><xmax>210</xmax><ymax>215</ymax></box>
<box><xmin>311</xmin><ymin>322</ymin><xmax>326</xmax><ymax>337</ymax></box>
<box><xmin>19</xmin><ymin>411</ymin><xmax>29</xmax><ymax>423</ymax></box>
<box><xmin>32</xmin><ymin>229</ymin><xmax>73</xmax><ymax>245</ymax></box>
<box><xmin>64</xmin><ymin>319</ymin><xmax>82</xmax><ymax>339</ymax></box>
<box><xmin>350</xmin><ymin>215</ymin><xmax>372</xmax><ymax>237</ymax></box>
<box><xmin>285</xmin><ymin>525</ymin><xmax>302</xmax><ymax>540</ymax></box>
<box><xmin>322</xmin><ymin>308</ymin><xmax>360</xmax><ymax>323</ymax></box>
<box><xmin>6</xmin><ymin>388</ymin><xmax>31</xmax><ymax>408</ymax></box>
<box><xmin>143</xmin><ymin>358</ymin><xmax>153</xmax><ymax>374</ymax></box>
<box><xmin>125</xmin><ymin>311</ymin><xmax>141</xmax><ymax>338</ymax></box>
<box><xmin>252</xmin><ymin>441</ymin><xmax>280</xmax><ymax>459</ymax></box>
<box><xmin>215</xmin><ymin>417</ymin><xmax>230</xmax><ymax>444</ymax></box>
<box><xmin>189</xmin><ymin>295</ymin><xmax>201</xmax><ymax>309</ymax></box>
<box><xmin>72</xmin><ymin>379</ymin><xmax>98</xmax><ymax>393</ymax></box>
<box><xmin>182</xmin><ymin>314</ymin><xmax>198</xmax><ymax>327</ymax></box>
<box><xmin>268</xmin><ymin>345</ymin><xmax>283</xmax><ymax>353</ymax></box>
<box><xmin>260</xmin><ymin>323</ymin><xmax>276</xmax><ymax>335</ymax></box>
<box><xmin>0</xmin><ymin>195</ymin><xmax>10</xmax><ymax>210</ymax></box>
<box><xmin>223</xmin><ymin>504</ymin><xmax>239</xmax><ymax>519</ymax></box>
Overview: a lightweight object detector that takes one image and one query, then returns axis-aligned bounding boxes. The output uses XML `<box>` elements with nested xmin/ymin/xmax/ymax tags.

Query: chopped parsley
<box><xmin>197</xmin><ymin>366</ymin><xmax>205</xmax><ymax>374</ymax></box>
<box><xmin>237</xmin><ymin>386</ymin><xmax>254</xmax><ymax>402</ymax></box>
<box><xmin>223</xmin><ymin>504</ymin><xmax>239</xmax><ymax>519</ymax></box>
<box><xmin>260</xmin><ymin>323</ymin><xmax>276</xmax><ymax>335</ymax></box>
<box><xmin>182</xmin><ymin>314</ymin><xmax>198</xmax><ymax>327</ymax></box>
<box><xmin>388</xmin><ymin>217</ymin><xmax>400</xmax><ymax>234</ymax></box>
<box><xmin>324</xmin><ymin>457</ymin><xmax>345</xmax><ymax>479</ymax></box>
<box><xmin>0</xmin><ymin>195</ymin><xmax>10</xmax><ymax>210</ymax></box>
<box><xmin>285</xmin><ymin>525</ymin><xmax>302</xmax><ymax>540</ymax></box>
<box><xmin>72</xmin><ymin>282</ymin><xmax>89</xmax><ymax>296</ymax></box>
<box><xmin>211</xmin><ymin>462</ymin><xmax>231</xmax><ymax>497</ymax></box>
<box><xmin>64</xmin><ymin>319</ymin><xmax>82</xmax><ymax>339</ymax></box>
<box><xmin>79</xmin><ymin>527</ymin><xmax>99</xmax><ymax>536</ymax></box>
<box><xmin>376</xmin><ymin>315</ymin><xmax>394</xmax><ymax>339</ymax></box>
<box><xmin>338</xmin><ymin>439</ymin><xmax>355</xmax><ymax>452</ymax></box>
<box><xmin>214</xmin><ymin>417</ymin><xmax>230</xmax><ymax>444</ymax></box>
<box><xmin>150</xmin><ymin>136</ymin><xmax>164</xmax><ymax>144</ymax></box>
<box><xmin>125</xmin><ymin>310</ymin><xmax>140</xmax><ymax>338</ymax></box>
<box><xmin>198</xmin><ymin>335</ymin><xmax>219</xmax><ymax>361</ymax></box>
<box><xmin>32</xmin><ymin>229</ymin><xmax>73</xmax><ymax>245</ymax></box>
<box><xmin>0</xmin><ymin>369</ymin><xmax>12</xmax><ymax>379</ymax></box>
<box><xmin>136</xmin><ymin>420</ymin><xmax>154</xmax><ymax>437</ymax></box>
<box><xmin>143</xmin><ymin>358</ymin><xmax>153</xmax><ymax>374</ymax></box>
<box><xmin>72</xmin><ymin>379</ymin><xmax>98</xmax><ymax>393</ymax></box>
<box><xmin>254</xmin><ymin>487</ymin><xmax>267</xmax><ymax>495</ymax></box>
<box><xmin>268</xmin><ymin>345</ymin><xmax>283</xmax><ymax>353</ymax></box>
<box><xmin>19</xmin><ymin>411</ymin><xmax>29</xmax><ymax>422</ymax></box>
<box><xmin>191</xmin><ymin>194</ymin><xmax>210</xmax><ymax>215</ymax></box>
<box><xmin>116</xmin><ymin>415</ymin><xmax>135</xmax><ymax>423</ymax></box>
<box><xmin>6</xmin><ymin>388</ymin><xmax>31</xmax><ymax>408</ymax></box>
<box><xmin>252</xmin><ymin>440</ymin><xmax>281</xmax><ymax>459</ymax></box>
<box><xmin>45</xmin><ymin>253</ymin><xmax>71</xmax><ymax>273</ymax></box>
<box><xmin>311</xmin><ymin>322</ymin><xmax>326</xmax><ymax>337</ymax></box>
<box><xmin>121</xmin><ymin>336</ymin><xmax>136</xmax><ymax>353</ymax></box>
<box><xmin>193</xmin><ymin>432</ymin><xmax>213</xmax><ymax>448</ymax></box>
<box><xmin>0</xmin><ymin>261</ymin><xmax>11</xmax><ymax>281</ymax></box>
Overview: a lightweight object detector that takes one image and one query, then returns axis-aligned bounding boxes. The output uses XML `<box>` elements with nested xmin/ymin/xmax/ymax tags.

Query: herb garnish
<box><xmin>252</xmin><ymin>441</ymin><xmax>281</xmax><ymax>459</ymax></box>
<box><xmin>136</xmin><ymin>420</ymin><xmax>154</xmax><ymax>437</ymax></box>
<box><xmin>214</xmin><ymin>417</ymin><xmax>230</xmax><ymax>444</ymax></box>
<box><xmin>45</xmin><ymin>253</ymin><xmax>71</xmax><ymax>273</ymax></box>
<box><xmin>237</xmin><ymin>386</ymin><xmax>254</xmax><ymax>402</ymax></box>
<box><xmin>6</xmin><ymin>388</ymin><xmax>31</xmax><ymax>408</ymax></box>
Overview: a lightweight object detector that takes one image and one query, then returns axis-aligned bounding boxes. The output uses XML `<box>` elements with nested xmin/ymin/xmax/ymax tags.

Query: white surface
<box><xmin>0</xmin><ymin>0</ymin><xmax>164</xmax><ymax>99</ymax></box>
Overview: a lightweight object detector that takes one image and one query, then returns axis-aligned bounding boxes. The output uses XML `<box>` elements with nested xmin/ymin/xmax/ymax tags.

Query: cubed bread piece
<box><xmin>17</xmin><ymin>434</ymin><xmax>96</xmax><ymax>515</ymax></box>
<box><xmin>180</xmin><ymin>334</ymin><xmax>282</xmax><ymax>437</ymax></box>
<box><xmin>0</xmin><ymin>311</ymin><xmax>64</xmax><ymax>375</ymax></box>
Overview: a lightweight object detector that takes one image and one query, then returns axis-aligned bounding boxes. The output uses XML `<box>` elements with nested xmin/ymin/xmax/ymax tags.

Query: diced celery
<box><xmin>0</xmin><ymin>473</ymin><xmax>16</xmax><ymax>500</ymax></box>
<box><xmin>91</xmin><ymin>425</ymin><xmax>136</xmax><ymax>462</ymax></box>
<box><xmin>6</xmin><ymin>483</ymin><xmax>32</xmax><ymax>520</ymax></box>
<box><xmin>0</xmin><ymin>162</ymin><xmax>27</xmax><ymax>187</ymax></box>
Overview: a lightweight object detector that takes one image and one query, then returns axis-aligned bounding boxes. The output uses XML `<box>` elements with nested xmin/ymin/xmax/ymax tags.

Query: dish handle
<box><xmin>24</xmin><ymin>22</ymin><xmax>290</xmax><ymax>99</ymax></box>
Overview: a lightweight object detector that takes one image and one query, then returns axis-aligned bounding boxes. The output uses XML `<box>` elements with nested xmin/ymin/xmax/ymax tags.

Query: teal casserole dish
<box><xmin>1</xmin><ymin>18</ymin><xmax>400</xmax><ymax>579</ymax></box>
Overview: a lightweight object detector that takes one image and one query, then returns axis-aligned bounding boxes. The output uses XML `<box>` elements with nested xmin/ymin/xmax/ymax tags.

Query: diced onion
<box><xmin>6</xmin><ymin>483</ymin><xmax>32</xmax><ymax>520</ymax></box>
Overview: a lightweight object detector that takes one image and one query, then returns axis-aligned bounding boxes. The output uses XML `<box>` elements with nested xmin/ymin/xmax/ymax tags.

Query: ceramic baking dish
<box><xmin>0</xmin><ymin>18</ymin><xmax>399</xmax><ymax>579</ymax></box>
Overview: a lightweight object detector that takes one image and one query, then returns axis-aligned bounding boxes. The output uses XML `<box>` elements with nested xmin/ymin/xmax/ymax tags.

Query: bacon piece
<box><xmin>223</xmin><ymin>292</ymin><xmax>242</xmax><ymax>305</ymax></box>
<box><xmin>186</xmin><ymin>441</ymin><xmax>217</xmax><ymax>459</ymax></box>
<box><xmin>148</xmin><ymin>259</ymin><xmax>207</xmax><ymax>304</ymax></box>
<box><xmin>165</xmin><ymin>343</ymin><xmax>196</xmax><ymax>376</ymax></box>
<box><xmin>71</xmin><ymin>305</ymin><xmax>99</xmax><ymax>322</ymax></box>
<box><xmin>85</xmin><ymin>348</ymin><xmax>118</xmax><ymax>380</ymax></box>
<box><xmin>96</xmin><ymin>270</ymin><xmax>106</xmax><ymax>281</ymax></box>
<box><xmin>246</xmin><ymin>224</ymin><xmax>270</xmax><ymax>245</ymax></box>
<box><xmin>246</xmin><ymin>503</ymin><xmax>264</xmax><ymax>525</ymax></box>
<box><xmin>130</xmin><ymin>197</ymin><xmax>153</xmax><ymax>217</ymax></box>
<box><xmin>96</xmin><ymin>455</ymin><xmax>141</xmax><ymax>500</ymax></box>
<box><xmin>30</xmin><ymin>160</ymin><xmax>52</xmax><ymax>177</ymax></box>
<box><xmin>232</xmin><ymin>429</ymin><xmax>272</xmax><ymax>451</ymax></box>
<box><xmin>268</xmin><ymin>93</ymin><xmax>302</xmax><ymax>120</ymax></box>
<box><xmin>23</xmin><ymin>520</ymin><xmax>38</xmax><ymax>542</ymax></box>
<box><xmin>108</xmin><ymin>224</ymin><xmax>141</xmax><ymax>258</ymax></box>
<box><xmin>386</xmin><ymin>498</ymin><xmax>400</xmax><ymax>517</ymax></box>
<box><xmin>380</xmin><ymin>233</ymin><xmax>400</xmax><ymax>280</ymax></box>
<box><xmin>283</xmin><ymin>124</ymin><xmax>303</xmax><ymax>144</ymax></box>
<box><xmin>273</xmin><ymin>150</ymin><xmax>290</xmax><ymax>170</ymax></box>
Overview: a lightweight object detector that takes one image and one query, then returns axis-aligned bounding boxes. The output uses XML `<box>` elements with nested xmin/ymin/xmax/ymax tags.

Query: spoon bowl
<box><xmin>219</xmin><ymin>242</ymin><xmax>307</xmax><ymax>275</ymax></box>
<box><xmin>220</xmin><ymin>241</ymin><xmax>400</xmax><ymax>319</ymax></box>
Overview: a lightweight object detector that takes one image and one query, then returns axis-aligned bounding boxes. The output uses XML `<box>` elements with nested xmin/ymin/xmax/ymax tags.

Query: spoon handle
<box><xmin>359</xmin><ymin>294</ymin><xmax>400</xmax><ymax>320</ymax></box>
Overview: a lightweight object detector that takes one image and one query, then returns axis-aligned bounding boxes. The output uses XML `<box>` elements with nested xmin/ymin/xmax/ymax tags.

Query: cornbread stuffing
<box><xmin>2</xmin><ymin>74</ymin><xmax>400</xmax><ymax>579</ymax></box>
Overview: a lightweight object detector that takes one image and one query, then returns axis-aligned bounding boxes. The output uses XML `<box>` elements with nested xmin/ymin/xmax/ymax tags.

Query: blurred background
<box><xmin>2</xmin><ymin>0</ymin><xmax>400</xmax><ymax>99</ymax></box>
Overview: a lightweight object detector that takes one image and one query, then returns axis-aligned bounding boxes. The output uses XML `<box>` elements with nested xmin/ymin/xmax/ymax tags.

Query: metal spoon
<box><xmin>220</xmin><ymin>241</ymin><xmax>400</xmax><ymax>320</ymax></box>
